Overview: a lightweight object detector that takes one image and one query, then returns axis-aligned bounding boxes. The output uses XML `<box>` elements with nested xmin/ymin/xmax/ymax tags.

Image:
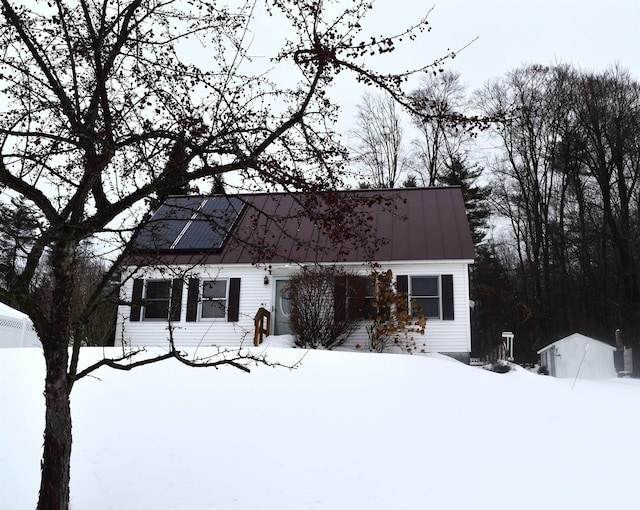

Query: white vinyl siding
<box><xmin>116</xmin><ymin>260</ymin><xmax>472</xmax><ymax>355</ymax></box>
<box><xmin>116</xmin><ymin>265</ymin><xmax>268</xmax><ymax>348</ymax></box>
<box><xmin>342</xmin><ymin>262</ymin><xmax>471</xmax><ymax>354</ymax></box>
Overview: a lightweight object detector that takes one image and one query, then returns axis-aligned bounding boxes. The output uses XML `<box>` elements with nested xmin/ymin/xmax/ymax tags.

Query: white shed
<box><xmin>0</xmin><ymin>302</ymin><xmax>40</xmax><ymax>348</ymax></box>
<box><xmin>537</xmin><ymin>333</ymin><xmax>616</xmax><ymax>379</ymax></box>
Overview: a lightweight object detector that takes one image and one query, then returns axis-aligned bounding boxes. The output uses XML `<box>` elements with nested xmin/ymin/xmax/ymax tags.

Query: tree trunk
<box><xmin>37</xmin><ymin>239</ymin><xmax>76</xmax><ymax>510</ymax></box>
<box><xmin>38</xmin><ymin>342</ymin><xmax>72</xmax><ymax>510</ymax></box>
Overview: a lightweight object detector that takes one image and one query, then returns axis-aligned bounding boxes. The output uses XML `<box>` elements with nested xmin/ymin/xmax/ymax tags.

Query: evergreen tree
<box><xmin>437</xmin><ymin>155</ymin><xmax>494</xmax><ymax>358</ymax></box>
<box><xmin>210</xmin><ymin>174</ymin><xmax>225</xmax><ymax>194</ymax></box>
<box><xmin>402</xmin><ymin>174</ymin><xmax>418</xmax><ymax>187</ymax></box>
<box><xmin>0</xmin><ymin>198</ymin><xmax>41</xmax><ymax>295</ymax></box>
<box><xmin>439</xmin><ymin>155</ymin><xmax>491</xmax><ymax>246</ymax></box>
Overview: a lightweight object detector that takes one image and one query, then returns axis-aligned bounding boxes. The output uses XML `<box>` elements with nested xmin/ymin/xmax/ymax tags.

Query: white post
<box><xmin>502</xmin><ymin>332</ymin><xmax>515</xmax><ymax>361</ymax></box>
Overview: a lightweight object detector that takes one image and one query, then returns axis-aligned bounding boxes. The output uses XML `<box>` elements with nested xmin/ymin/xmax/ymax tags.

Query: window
<box><xmin>279</xmin><ymin>285</ymin><xmax>293</xmax><ymax>318</ymax></box>
<box><xmin>186</xmin><ymin>277</ymin><xmax>240</xmax><ymax>323</ymax></box>
<box><xmin>201</xmin><ymin>280</ymin><xmax>227</xmax><ymax>319</ymax></box>
<box><xmin>361</xmin><ymin>277</ymin><xmax>376</xmax><ymax>319</ymax></box>
<box><xmin>410</xmin><ymin>276</ymin><xmax>440</xmax><ymax>319</ymax></box>
<box><xmin>142</xmin><ymin>279</ymin><xmax>183</xmax><ymax>321</ymax></box>
<box><xmin>340</xmin><ymin>274</ymin><xmax>372</xmax><ymax>320</ymax></box>
<box><xmin>130</xmin><ymin>278</ymin><xmax>183</xmax><ymax>322</ymax></box>
<box><xmin>144</xmin><ymin>280</ymin><xmax>172</xmax><ymax>319</ymax></box>
<box><xmin>396</xmin><ymin>274</ymin><xmax>454</xmax><ymax>321</ymax></box>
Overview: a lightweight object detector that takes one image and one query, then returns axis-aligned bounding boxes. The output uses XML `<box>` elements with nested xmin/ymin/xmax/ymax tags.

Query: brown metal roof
<box><xmin>129</xmin><ymin>187</ymin><xmax>475</xmax><ymax>266</ymax></box>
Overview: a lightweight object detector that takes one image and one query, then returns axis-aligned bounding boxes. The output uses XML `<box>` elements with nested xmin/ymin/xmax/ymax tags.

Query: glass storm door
<box><xmin>274</xmin><ymin>279</ymin><xmax>293</xmax><ymax>335</ymax></box>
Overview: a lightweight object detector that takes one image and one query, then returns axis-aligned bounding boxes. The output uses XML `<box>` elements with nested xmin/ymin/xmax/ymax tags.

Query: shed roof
<box><xmin>129</xmin><ymin>187</ymin><xmax>475</xmax><ymax>266</ymax></box>
<box><xmin>537</xmin><ymin>333</ymin><xmax>616</xmax><ymax>354</ymax></box>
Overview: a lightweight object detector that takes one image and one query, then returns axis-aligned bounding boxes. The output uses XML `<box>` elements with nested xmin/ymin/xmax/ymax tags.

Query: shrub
<box><xmin>366</xmin><ymin>269</ymin><xmax>427</xmax><ymax>353</ymax></box>
<box><xmin>288</xmin><ymin>265</ymin><xmax>368</xmax><ymax>349</ymax></box>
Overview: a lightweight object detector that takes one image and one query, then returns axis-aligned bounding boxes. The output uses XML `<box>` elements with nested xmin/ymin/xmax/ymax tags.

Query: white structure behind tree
<box><xmin>0</xmin><ymin>302</ymin><xmax>39</xmax><ymax>348</ymax></box>
<box><xmin>537</xmin><ymin>333</ymin><xmax>617</xmax><ymax>379</ymax></box>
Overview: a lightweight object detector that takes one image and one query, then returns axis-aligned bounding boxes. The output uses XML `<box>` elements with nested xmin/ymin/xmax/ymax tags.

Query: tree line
<box><xmin>350</xmin><ymin>63</ymin><xmax>640</xmax><ymax>367</ymax></box>
<box><xmin>479</xmin><ymin>63</ymin><xmax>640</xmax><ymax>365</ymax></box>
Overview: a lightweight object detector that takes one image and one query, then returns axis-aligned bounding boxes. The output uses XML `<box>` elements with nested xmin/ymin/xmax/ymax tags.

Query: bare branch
<box><xmin>73</xmin><ymin>346</ymin><xmax>302</xmax><ymax>383</ymax></box>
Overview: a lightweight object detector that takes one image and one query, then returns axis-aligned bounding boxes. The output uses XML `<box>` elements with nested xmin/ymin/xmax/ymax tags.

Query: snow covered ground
<box><xmin>2</xmin><ymin>340</ymin><xmax>640</xmax><ymax>509</ymax></box>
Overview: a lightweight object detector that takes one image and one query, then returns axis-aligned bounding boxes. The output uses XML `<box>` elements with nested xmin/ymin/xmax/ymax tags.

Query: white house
<box><xmin>537</xmin><ymin>333</ymin><xmax>617</xmax><ymax>379</ymax></box>
<box><xmin>0</xmin><ymin>301</ymin><xmax>40</xmax><ymax>348</ymax></box>
<box><xmin>115</xmin><ymin>188</ymin><xmax>475</xmax><ymax>361</ymax></box>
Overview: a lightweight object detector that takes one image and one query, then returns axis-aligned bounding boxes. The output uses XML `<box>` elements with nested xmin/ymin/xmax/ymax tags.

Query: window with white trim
<box><xmin>144</xmin><ymin>280</ymin><xmax>172</xmax><ymax>320</ymax></box>
<box><xmin>410</xmin><ymin>276</ymin><xmax>440</xmax><ymax>319</ymax></box>
<box><xmin>200</xmin><ymin>279</ymin><xmax>228</xmax><ymax>319</ymax></box>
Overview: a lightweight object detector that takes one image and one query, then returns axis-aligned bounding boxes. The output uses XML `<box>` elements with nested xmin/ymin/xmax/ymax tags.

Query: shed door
<box><xmin>274</xmin><ymin>279</ymin><xmax>293</xmax><ymax>335</ymax></box>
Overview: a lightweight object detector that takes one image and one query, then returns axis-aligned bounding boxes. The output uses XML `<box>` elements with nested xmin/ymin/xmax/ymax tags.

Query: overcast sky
<box><xmin>421</xmin><ymin>0</ymin><xmax>637</xmax><ymax>86</ymax></box>
<box><xmin>320</xmin><ymin>0</ymin><xmax>639</xmax><ymax>131</ymax></box>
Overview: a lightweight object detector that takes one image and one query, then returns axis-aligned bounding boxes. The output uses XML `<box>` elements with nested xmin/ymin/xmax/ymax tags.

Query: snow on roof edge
<box><xmin>537</xmin><ymin>332</ymin><xmax>616</xmax><ymax>354</ymax></box>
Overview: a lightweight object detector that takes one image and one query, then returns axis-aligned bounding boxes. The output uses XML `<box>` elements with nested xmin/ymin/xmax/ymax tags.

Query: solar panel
<box><xmin>133</xmin><ymin>197</ymin><xmax>205</xmax><ymax>251</ymax></box>
<box><xmin>174</xmin><ymin>196</ymin><xmax>244</xmax><ymax>251</ymax></box>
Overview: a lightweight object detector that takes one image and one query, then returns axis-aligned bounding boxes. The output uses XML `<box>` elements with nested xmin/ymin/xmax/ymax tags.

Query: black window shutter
<box><xmin>130</xmin><ymin>278</ymin><xmax>144</xmax><ymax>321</ymax></box>
<box><xmin>442</xmin><ymin>274</ymin><xmax>454</xmax><ymax>320</ymax></box>
<box><xmin>227</xmin><ymin>278</ymin><xmax>241</xmax><ymax>322</ymax></box>
<box><xmin>396</xmin><ymin>275</ymin><xmax>409</xmax><ymax>315</ymax></box>
<box><xmin>170</xmin><ymin>279</ymin><xmax>183</xmax><ymax>322</ymax></box>
<box><xmin>186</xmin><ymin>278</ymin><xmax>200</xmax><ymax>322</ymax></box>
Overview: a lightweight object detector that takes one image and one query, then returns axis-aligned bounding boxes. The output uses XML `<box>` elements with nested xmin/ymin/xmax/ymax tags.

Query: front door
<box><xmin>274</xmin><ymin>279</ymin><xmax>293</xmax><ymax>335</ymax></box>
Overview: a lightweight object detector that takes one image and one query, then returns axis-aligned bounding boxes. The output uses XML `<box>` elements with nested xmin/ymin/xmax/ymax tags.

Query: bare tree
<box><xmin>475</xmin><ymin>63</ymin><xmax>640</xmax><ymax>363</ymax></box>
<box><xmin>0</xmin><ymin>1</ymin><xmax>460</xmax><ymax>507</ymax></box>
<box><xmin>288</xmin><ymin>265</ymin><xmax>367</xmax><ymax>350</ymax></box>
<box><xmin>409</xmin><ymin>70</ymin><xmax>470</xmax><ymax>185</ymax></box>
<box><xmin>571</xmin><ymin>65</ymin><xmax>640</xmax><ymax>368</ymax></box>
<box><xmin>349</xmin><ymin>92</ymin><xmax>411</xmax><ymax>188</ymax></box>
<box><xmin>476</xmin><ymin>64</ymin><xmax>575</xmax><ymax>349</ymax></box>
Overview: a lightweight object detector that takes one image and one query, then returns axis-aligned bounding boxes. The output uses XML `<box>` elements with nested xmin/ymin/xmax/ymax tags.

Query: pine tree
<box><xmin>439</xmin><ymin>155</ymin><xmax>491</xmax><ymax>246</ymax></box>
<box><xmin>402</xmin><ymin>174</ymin><xmax>418</xmax><ymax>187</ymax></box>
<box><xmin>438</xmin><ymin>155</ymin><xmax>494</xmax><ymax>357</ymax></box>
<box><xmin>0</xmin><ymin>198</ymin><xmax>41</xmax><ymax>295</ymax></box>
